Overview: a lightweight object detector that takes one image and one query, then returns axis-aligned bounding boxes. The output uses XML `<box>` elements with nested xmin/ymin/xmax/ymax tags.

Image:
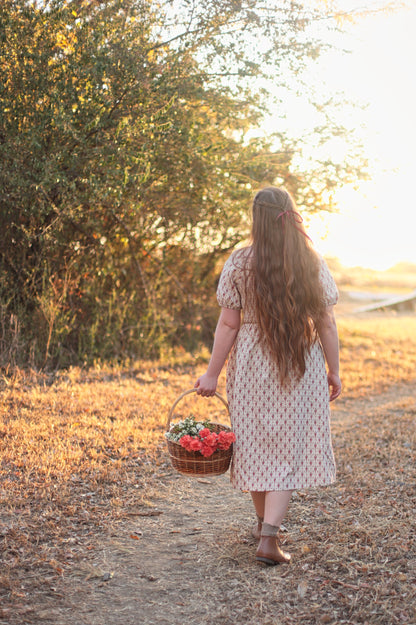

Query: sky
<box><xmin>287</xmin><ymin>2</ymin><xmax>416</xmax><ymax>270</ymax></box>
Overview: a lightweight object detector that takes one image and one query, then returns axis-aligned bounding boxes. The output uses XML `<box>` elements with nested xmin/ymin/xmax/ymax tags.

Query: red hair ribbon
<box><xmin>276</xmin><ymin>210</ymin><xmax>312</xmax><ymax>243</ymax></box>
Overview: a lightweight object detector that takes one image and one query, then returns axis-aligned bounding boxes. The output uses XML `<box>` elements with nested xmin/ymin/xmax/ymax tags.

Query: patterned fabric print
<box><xmin>216</xmin><ymin>247</ymin><xmax>338</xmax><ymax>492</ymax></box>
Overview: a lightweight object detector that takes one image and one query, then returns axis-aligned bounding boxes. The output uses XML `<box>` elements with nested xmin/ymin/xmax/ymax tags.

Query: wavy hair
<box><xmin>248</xmin><ymin>187</ymin><xmax>325</xmax><ymax>385</ymax></box>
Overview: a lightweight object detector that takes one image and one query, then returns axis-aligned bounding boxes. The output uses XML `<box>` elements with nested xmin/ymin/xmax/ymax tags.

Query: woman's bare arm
<box><xmin>315</xmin><ymin>305</ymin><xmax>342</xmax><ymax>401</ymax></box>
<box><xmin>194</xmin><ymin>308</ymin><xmax>241</xmax><ymax>396</ymax></box>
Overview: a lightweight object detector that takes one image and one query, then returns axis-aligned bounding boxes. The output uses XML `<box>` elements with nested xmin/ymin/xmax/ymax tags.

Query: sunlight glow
<box><xmin>306</xmin><ymin>2</ymin><xmax>416</xmax><ymax>270</ymax></box>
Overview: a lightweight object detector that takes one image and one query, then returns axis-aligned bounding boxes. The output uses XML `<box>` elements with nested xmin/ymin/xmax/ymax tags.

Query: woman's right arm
<box><xmin>194</xmin><ymin>307</ymin><xmax>241</xmax><ymax>397</ymax></box>
<box><xmin>315</xmin><ymin>305</ymin><xmax>342</xmax><ymax>401</ymax></box>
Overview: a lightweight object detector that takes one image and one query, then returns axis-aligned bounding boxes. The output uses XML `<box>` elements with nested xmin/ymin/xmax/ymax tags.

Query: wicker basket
<box><xmin>166</xmin><ymin>389</ymin><xmax>232</xmax><ymax>477</ymax></box>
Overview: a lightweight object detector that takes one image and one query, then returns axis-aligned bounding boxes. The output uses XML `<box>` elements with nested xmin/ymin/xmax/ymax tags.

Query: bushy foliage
<box><xmin>0</xmin><ymin>0</ymin><xmax>364</xmax><ymax>368</ymax></box>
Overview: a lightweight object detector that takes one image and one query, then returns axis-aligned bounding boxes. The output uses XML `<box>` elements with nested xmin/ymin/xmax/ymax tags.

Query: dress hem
<box><xmin>230</xmin><ymin>476</ymin><xmax>336</xmax><ymax>492</ymax></box>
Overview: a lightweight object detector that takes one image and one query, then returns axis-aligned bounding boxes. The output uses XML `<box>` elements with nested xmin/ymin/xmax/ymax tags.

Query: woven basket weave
<box><xmin>166</xmin><ymin>389</ymin><xmax>232</xmax><ymax>477</ymax></box>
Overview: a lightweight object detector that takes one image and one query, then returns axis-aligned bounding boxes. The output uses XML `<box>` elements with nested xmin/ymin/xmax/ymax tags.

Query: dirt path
<box><xmin>10</xmin><ymin>383</ymin><xmax>416</xmax><ymax>625</ymax></box>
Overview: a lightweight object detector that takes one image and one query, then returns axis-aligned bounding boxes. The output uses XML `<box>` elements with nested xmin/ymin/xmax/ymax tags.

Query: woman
<box><xmin>194</xmin><ymin>186</ymin><xmax>341</xmax><ymax>566</ymax></box>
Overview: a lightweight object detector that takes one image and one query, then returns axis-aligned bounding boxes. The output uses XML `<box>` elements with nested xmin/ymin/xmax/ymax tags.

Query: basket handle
<box><xmin>166</xmin><ymin>388</ymin><xmax>229</xmax><ymax>431</ymax></box>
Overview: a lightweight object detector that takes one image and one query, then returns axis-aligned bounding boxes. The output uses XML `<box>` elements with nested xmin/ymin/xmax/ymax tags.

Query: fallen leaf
<box><xmin>297</xmin><ymin>580</ymin><xmax>308</xmax><ymax>598</ymax></box>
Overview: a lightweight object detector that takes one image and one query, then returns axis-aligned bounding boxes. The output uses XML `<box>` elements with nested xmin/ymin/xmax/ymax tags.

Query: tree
<box><xmin>0</xmin><ymin>0</ymin><xmax>365</xmax><ymax>368</ymax></box>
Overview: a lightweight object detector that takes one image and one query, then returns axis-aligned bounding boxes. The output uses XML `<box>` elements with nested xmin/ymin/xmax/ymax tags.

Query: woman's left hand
<box><xmin>327</xmin><ymin>372</ymin><xmax>342</xmax><ymax>401</ymax></box>
<box><xmin>194</xmin><ymin>374</ymin><xmax>218</xmax><ymax>397</ymax></box>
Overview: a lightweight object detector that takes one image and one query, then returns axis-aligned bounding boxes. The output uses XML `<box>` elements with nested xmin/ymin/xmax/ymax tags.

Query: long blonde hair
<box><xmin>249</xmin><ymin>187</ymin><xmax>325</xmax><ymax>385</ymax></box>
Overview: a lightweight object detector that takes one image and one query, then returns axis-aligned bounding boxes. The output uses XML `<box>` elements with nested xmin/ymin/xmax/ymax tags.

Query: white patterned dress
<box><xmin>216</xmin><ymin>248</ymin><xmax>338</xmax><ymax>492</ymax></box>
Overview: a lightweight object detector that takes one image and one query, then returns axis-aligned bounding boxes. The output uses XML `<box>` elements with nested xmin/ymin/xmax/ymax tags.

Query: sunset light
<box><xmin>2</xmin><ymin>4</ymin><xmax>416</xmax><ymax>622</ymax></box>
<box><xmin>306</xmin><ymin>2</ymin><xmax>416</xmax><ymax>270</ymax></box>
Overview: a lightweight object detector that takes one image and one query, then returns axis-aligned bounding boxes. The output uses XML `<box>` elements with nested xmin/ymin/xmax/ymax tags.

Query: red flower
<box><xmin>179</xmin><ymin>435</ymin><xmax>193</xmax><ymax>450</ymax></box>
<box><xmin>199</xmin><ymin>428</ymin><xmax>211</xmax><ymax>438</ymax></box>
<box><xmin>200</xmin><ymin>444</ymin><xmax>215</xmax><ymax>457</ymax></box>
<box><xmin>189</xmin><ymin>438</ymin><xmax>203</xmax><ymax>451</ymax></box>
<box><xmin>203</xmin><ymin>432</ymin><xmax>218</xmax><ymax>448</ymax></box>
<box><xmin>176</xmin><ymin>425</ymin><xmax>235</xmax><ymax>457</ymax></box>
<box><xmin>217</xmin><ymin>431</ymin><xmax>236</xmax><ymax>450</ymax></box>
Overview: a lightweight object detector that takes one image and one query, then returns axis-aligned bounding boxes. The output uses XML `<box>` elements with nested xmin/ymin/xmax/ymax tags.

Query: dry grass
<box><xmin>327</xmin><ymin>259</ymin><xmax>416</xmax><ymax>292</ymax></box>
<box><xmin>338</xmin><ymin>314</ymin><xmax>416</xmax><ymax>397</ymax></box>
<box><xmin>192</xmin><ymin>394</ymin><xmax>415</xmax><ymax>625</ymax></box>
<box><xmin>284</xmin><ymin>397</ymin><xmax>415</xmax><ymax>625</ymax></box>
<box><xmin>0</xmin><ymin>357</ymin><xmax>229</xmax><ymax>622</ymax></box>
<box><xmin>0</xmin><ymin>312</ymin><xmax>416</xmax><ymax>623</ymax></box>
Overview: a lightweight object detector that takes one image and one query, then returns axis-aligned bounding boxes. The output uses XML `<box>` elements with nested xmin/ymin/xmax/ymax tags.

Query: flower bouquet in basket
<box><xmin>166</xmin><ymin>416</ymin><xmax>236</xmax><ymax>457</ymax></box>
<box><xmin>165</xmin><ymin>390</ymin><xmax>235</xmax><ymax>477</ymax></box>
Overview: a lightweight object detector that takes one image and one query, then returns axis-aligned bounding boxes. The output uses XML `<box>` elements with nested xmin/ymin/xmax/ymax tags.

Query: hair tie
<box><xmin>276</xmin><ymin>210</ymin><xmax>312</xmax><ymax>242</ymax></box>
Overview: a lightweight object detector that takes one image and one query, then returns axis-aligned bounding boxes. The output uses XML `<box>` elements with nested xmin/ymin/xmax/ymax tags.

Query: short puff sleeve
<box><xmin>319</xmin><ymin>257</ymin><xmax>339</xmax><ymax>306</ymax></box>
<box><xmin>216</xmin><ymin>256</ymin><xmax>242</xmax><ymax>310</ymax></box>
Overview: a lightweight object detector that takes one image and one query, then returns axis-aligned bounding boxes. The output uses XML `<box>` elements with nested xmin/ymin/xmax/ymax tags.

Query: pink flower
<box><xmin>179</xmin><ymin>435</ymin><xmax>193</xmax><ymax>450</ymax></box>
<box><xmin>189</xmin><ymin>438</ymin><xmax>203</xmax><ymax>451</ymax></box>
<box><xmin>217</xmin><ymin>431</ymin><xmax>236</xmax><ymax>450</ymax></box>
<box><xmin>200</xmin><ymin>444</ymin><xmax>215</xmax><ymax>457</ymax></box>
<box><xmin>199</xmin><ymin>428</ymin><xmax>211</xmax><ymax>438</ymax></box>
<box><xmin>175</xmin><ymin>425</ymin><xmax>235</xmax><ymax>457</ymax></box>
<box><xmin>203</xmin><ymin>433</ymin><xmax>218</xmax><ymax>448</ymax></box>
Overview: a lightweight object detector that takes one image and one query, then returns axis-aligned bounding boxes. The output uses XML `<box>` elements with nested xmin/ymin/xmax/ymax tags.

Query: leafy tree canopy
<box><xmin>0</xmin><ymin>0</ymin><xmax>366</xmax><ymax>368</ymax></box>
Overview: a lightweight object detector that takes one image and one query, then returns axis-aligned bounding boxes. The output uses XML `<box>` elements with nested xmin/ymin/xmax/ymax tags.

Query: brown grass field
<box><xmin>1</xmin><ymin>298</ymin><xmax>416</xmax><ymax>624</ymax></box>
